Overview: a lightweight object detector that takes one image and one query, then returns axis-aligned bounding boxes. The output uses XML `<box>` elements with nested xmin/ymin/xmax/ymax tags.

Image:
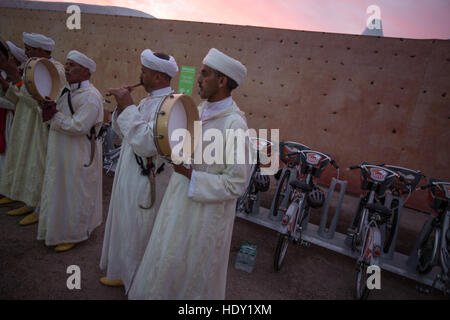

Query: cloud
<box><xmin>31</xmin><ymin>0</ymin><xmax>450</xmax><ymax>39</ymax></box>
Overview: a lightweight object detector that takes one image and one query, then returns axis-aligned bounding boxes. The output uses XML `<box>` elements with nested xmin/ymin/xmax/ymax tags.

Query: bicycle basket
<box><xmin>250</xmin><ymin>137</ymin><xmax>273</xmax><ymax>168</ymax></box>
<box><xmin>279</xmin><ymin>141</ymin><xmax>310</xmax><ymax>167</ymax></box>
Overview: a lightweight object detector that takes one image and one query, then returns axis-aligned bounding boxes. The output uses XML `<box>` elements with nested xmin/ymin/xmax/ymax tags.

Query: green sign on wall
<box><xmin>177</xmin><ymin>66</ymin><xmax>196</xmax><ymax>96</ymax></box>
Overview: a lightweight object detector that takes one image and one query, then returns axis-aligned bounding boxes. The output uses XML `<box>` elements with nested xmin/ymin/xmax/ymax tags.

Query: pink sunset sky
<box><xmin>35</xmin><ymin>0</ymin><xmax>449</xmax><ymax>39</ymax></box>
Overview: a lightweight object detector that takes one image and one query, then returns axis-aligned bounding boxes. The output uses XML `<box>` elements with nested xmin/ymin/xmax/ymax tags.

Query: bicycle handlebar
<box><xmin>419</xmin><ymin>183</ymin><xmax>433</xmax><ymax>190</ymax></box>
<box><xmin>330</xmin><ymin>159</ymin><xmax>339</xmax><ymax>169</ymax></box>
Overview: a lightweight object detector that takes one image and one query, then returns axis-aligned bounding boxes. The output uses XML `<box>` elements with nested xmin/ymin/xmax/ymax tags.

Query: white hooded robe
<box><xmin>100</xmin><ymin>87</ymin><xmax>173</xmax><ymax>293</ymax></box>
<box><xmin>129</xmin><ymin>100</ymin><xmax>249</xmax><ymax>300</ymax></box>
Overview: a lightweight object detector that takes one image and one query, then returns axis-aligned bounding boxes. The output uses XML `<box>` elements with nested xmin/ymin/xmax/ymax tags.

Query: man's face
<box><xmin>65</xmin><ymin>59</ymin><xmax>89</xmax><ymax>84</ymax></box>
<box><xmin>24</xmin><ymin>44</ymin><xmax>45</xmax><ymax>59</ymax></box>
<box><xmin>140</xmin><ymin>65</ymin><xmax>157</xmax><ymax>93</ymax></box>
<box><xmin>197</xmin><ymin>64</ymin><xmax>220</xmax><ymax>100</ymax></box>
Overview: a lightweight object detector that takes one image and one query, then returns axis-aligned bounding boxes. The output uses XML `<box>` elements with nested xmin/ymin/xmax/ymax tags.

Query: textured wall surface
<box><xmin>1</xmin><ymin>7</ymin><xmax>449</xmax><ymax>212</ymax></box>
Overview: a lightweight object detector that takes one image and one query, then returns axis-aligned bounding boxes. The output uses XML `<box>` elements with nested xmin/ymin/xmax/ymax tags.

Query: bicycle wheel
<box><xmin>355</xmin><ymin>262</ymin><xmax>370</xmax><ymax>300</ymax></box>
<box><xmin>244</xmin><ymin>182</ymin><xmax>257</xmax><ymax>214</ymax></box>
<box><xmin>272</xmin><ymin>169</ymin><xmax>290</xmax><ymax>217</ymax></box>
<box><xmin>417</xmin><ymin>225</ymin><xmax>440</xmax><ymax>274</ymax></box>
<box><xmin>236</xmin><ymin>165</ymin><xmax>257</xmax><ymax>213</ymax></box>
<box><xmin>351</xmin><ymin>205</ymin><xmax>367</xmax><ymax>252</ymax></box>
<box><xmin>274</xmin><ymin>233</ymin><xmax>290</xmax><ymax>272</ymax></box>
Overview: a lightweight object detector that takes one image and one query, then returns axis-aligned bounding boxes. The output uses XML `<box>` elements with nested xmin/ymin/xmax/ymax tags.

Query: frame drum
<box><xmin>23</xmin><ymin>57</ymin><xmax>61</xmax><ymax>101</ymax></box>
<box><xmin>153</xmin><ymin>94</ymin><xmax>199</xmax><ymax>160</ymax></box>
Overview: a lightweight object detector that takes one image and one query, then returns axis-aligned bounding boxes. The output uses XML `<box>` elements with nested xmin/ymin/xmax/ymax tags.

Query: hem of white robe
<box><xmin>98</xmin><ymin>249</ymin><xmax>138</xmax><ymax>294</ymax></box>
<box><xmin>37</xmin><ymin>221</ymin><xmax>101</xmax><ymax>246</ymax></box>
<box><xmin>102</xmin><ymin>267</ymin><xmax>135</xmax><ymax>294</ymax></box>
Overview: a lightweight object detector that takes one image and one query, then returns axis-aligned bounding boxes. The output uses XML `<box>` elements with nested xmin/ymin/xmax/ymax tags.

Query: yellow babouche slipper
<box><xmin>7</xmin><ymin>205</ymin><xmax>33</xmax><ymax>216</ymax></box>
<box><xmin>19</xmin><ymin>212</ymin><xmax>39</xmax><ymax>226</ymax></box>
<box><xmin>0</xmin><ymin>197</ymin><xmax>16</xmax><ymax>204</ymax></box>
<box><xmin>100</xmin><ymin>277</ymin><xmax>124</xmax><ymax>287</ymax></box>
<box><xmin>55</xmin><ymin>243</ymin><xmax>76</xmax><ymax>252</ymax></box>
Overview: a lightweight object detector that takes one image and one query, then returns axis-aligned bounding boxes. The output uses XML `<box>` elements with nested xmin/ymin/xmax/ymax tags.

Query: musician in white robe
<box><xmin>0</xmin><ymin>32</ymin><xmax>66</xmax><ymax>225</ymax></box>
<box><xmin>99</xmin><ymin>49</ymin><xmax>177</xmax><ymax>292</ymax></box>
<box><xmin>37</xmin><ymin>50</ymin><xmax>103</xmax><ymax>252</ymax></box>
<box><xmin>0</xmin><ymin>41</ymin><xmax>28</xmax><ymax>181</ymax></box>
<box><xmin>129</xmin><ymin>48</ymin><xmax>250</xmax><ymax>300</ymax></box>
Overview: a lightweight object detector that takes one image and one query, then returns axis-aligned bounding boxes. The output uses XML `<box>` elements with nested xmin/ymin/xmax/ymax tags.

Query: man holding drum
<box><xmin>0</xmin><ymin>32</ymin><xmax>65</xmax><ymax>225</ymax></box>
<box><xmin>99</xmin><ymin>49</ymin><xmax>177</xmax><ymax>292</ymax></box>
<box><xmin>129</xmin><ymin>48</ymin><xmax>250</xmax><ymax>299</ymax></box>
<box><xmin>36</xmin><ymin>50</ymin><xmax>103</xmax><ymax>252</ymax></box>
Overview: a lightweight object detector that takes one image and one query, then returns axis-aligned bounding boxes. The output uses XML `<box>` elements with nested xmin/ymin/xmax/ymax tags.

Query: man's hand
<box><xmin>107</xmin><ymin>87</ymin><xmax>135</xmax><ymax>115</ymax></box>
<box><xmin>37</xmin><ymin>97</ymin><xmax>55</xmax><ymax>109</ymax></box>
<box><xmin>40</xmin><ymin>98</ymin><xmax>58</xmax><ymax>122</ymax></box>
<box><xmin>0</xmin><ymin>55</ymin><xmax>20</xmax><ymax>84</ymax></box>
<box><xmin>173</xmin><ymin>163</ymin><xmax>192</xmax><ymax>180</ymax></box>
<box><xmin>0</xmin><ymin>76</ymin><xmax>9</xmax><ymax>92</ymax></box>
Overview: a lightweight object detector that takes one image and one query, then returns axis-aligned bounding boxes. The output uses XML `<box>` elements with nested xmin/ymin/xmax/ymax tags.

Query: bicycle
<box><xmin>273</xmin><ymin>145</ymin><xmax>339</xmax><ymax>272</ymax></box>
<box><xmin>346</xmin><ymin>163</ymin><xmax>399</xmax><ymax>299</ymax></box>
<box><xmin>101</xmin><ymin>122</ymin><xmax>121</xmax><ymax>176</ymax></box>
<box><xmin>414</xmin><ymin>178</ymin><xmax>450</xmax><ymax>296</ymax></box>
<box><xmin>270</xmin><ymin>141</ymin><xmax>311</xmax><ymax>221</ymax></box>
<box><xmin>346</xmin><ymin>163</ymin><xmax>423</xmax><ymax>299</ymax></box>
<box><xmin>235</xmin><ymin>137</ymin><xmax>272</xmax><ymax>214</ymax></box>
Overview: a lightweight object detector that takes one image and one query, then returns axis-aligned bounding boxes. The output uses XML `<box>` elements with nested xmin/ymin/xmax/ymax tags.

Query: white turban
<box><xmin>6</xmin><ymin>41</ymin><xmax>28</xmax><ymax>63</ymax></box>
<box><xmin>202</xmin><ymin>48</ymin><xmax>247</xmax><ymax>86</ymax></box>
<box><xmin>67</xmin><ymin>50</ymin><xmax>96</xmax><ymax>74</ymax></box>
<box><xmin>22</xmin><ymin>32</ymin><xmax>55</xmax><ymax>52</ymax></box>
<box><xmin>140</xmin><ymin>49</ymin><xmax>178</xmax><ymax>78</ymax></box>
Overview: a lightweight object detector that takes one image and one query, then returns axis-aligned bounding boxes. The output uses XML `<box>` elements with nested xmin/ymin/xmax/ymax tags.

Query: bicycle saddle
<box><xmin>366</xmin><ymin>203</ymin><xmax>391</xmax><ymax>217</ymax></box>
<box><xmin>289</xmin><ymin>180</ymin><xmax>313</xmax><ymax>192</ymax></box>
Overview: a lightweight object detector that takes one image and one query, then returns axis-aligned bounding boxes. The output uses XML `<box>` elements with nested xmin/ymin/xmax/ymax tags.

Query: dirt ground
<box><xmin>0</xmin><ymin>171</ymin><xmax>446</xmax><ymax>300</ymax></box>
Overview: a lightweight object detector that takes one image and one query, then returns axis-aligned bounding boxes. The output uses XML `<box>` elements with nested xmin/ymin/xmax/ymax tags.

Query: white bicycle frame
<box><xmin>359</xmin><ymin>218</ymin><xmax>382</xmax><ymax>266</ymax></box>
<box><xmin>282</xmin><ymin>190</ymin><xmax>307</xmax><ymax>240</ymax></box>
<box><xmin>280</xmin><ymin>171</ymin><xmax>311</xmax><ymax>238</ymax></box>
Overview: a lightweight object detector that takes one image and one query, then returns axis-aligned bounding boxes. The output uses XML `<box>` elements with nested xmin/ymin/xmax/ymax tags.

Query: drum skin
<box><xmin>23</xmin><ymin>57</ymin><xmax>61</xmax><ymax>101</ymax></box>
<box><xmin>154</xmin><ymin>94</ymin><xmax>199</xmax><ymax>159</ymax></box>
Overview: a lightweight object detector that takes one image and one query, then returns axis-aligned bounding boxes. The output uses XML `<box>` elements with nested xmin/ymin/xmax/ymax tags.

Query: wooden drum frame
<box><xmin>153</xmin><ymin>93</ymin><xmax>199</xmax><ymax>161</ymax></box>
<box><xmin>23</xmin><ymin>57</ymin><xmax>61</xmax><ymax>101</ymax></box>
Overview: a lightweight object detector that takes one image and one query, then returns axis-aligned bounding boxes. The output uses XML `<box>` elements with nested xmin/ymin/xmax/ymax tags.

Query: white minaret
<box><xmin>363</xmin><ymin>18</ymin><xmax>384</xmax><ymax>36</ymax></box>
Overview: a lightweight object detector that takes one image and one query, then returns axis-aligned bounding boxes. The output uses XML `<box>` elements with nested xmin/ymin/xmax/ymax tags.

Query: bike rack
<box><xmin>236</xmin><ymin>176</ymin><xmax>446</xmax><ymax>294</ymax></box>
<box><xmin>318</xmin><ymin>178</ymin><xmax>347</xmax><ymax>239</ymax></box>
<box><xmin>382</xmin><ymin>194</ymin><xmax>404</xmax><ymax>260</ymax></box>
<box><xmin>251</xmin><ymin>192</ymin><xmax>262</xmax><ymax>216</ymax></box>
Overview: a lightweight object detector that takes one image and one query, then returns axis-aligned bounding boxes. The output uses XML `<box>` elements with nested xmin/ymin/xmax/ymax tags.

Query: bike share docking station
<box><xmin>236</xmin><ymin>166</ymin><xmax>444</xmax><ymax>292</ymax></box>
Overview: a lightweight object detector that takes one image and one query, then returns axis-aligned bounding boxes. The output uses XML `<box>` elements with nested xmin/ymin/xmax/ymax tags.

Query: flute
<box><xmin>105</xmin><ymin>82</ymin><xmax>142</xmax><ymax>97</ymax></box>
<box><xmin>103</xmin><ymin>82</ymin><xmax>142</xmax><ymax>110</ymax></box>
